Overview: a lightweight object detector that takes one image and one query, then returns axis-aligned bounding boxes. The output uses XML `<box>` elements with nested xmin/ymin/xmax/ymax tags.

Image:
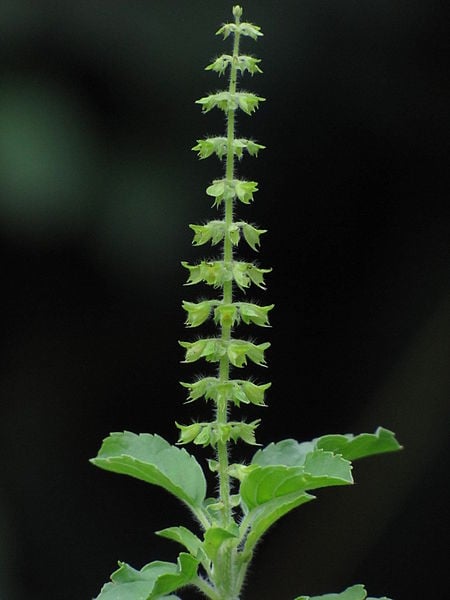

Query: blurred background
<box><xmin>0</xmin><ymin>1</ymin><xmax>449</xmax><ymax>598</ymax></box>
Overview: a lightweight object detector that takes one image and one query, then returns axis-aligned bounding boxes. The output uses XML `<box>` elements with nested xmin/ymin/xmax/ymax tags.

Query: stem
<box><xmin>216</xmin><ymin>11</ymin><xmax>241</xmax><ymax>528</ymax></box>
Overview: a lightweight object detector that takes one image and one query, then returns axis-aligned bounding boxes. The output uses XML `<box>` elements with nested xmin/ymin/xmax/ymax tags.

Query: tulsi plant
<box><xmin>91</xmin><ymin>6</ymin><xmax>401</xmax><ymax>600</ymax></box>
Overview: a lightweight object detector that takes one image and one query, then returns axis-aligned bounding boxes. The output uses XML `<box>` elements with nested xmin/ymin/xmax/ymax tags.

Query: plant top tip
<box><xmin>233</xmin><ymin>5</ymin><xmax>243</xmax><ymax>19</ymax></box>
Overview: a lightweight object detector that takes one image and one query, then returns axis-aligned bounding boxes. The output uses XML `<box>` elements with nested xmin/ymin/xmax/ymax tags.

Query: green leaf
<box><xmin>95</xmin><ymin>561</ymin><xmax>175</xmax><ymax>600</ymax></box>
<box><xmin>241</xmin><ymin>451</ymin><xmax>353</xmax><ymax>511</ymax></box>
<box><xmin>91</xmin><ymin>432</ymin><xmax>206</xmax><ymax>510</ymax></box>
<box><xmin>95</xmin><ymin>554</ymin><xmax>199</xmax><ymax>600</ymax></box>
<box><xmin>252</xmin><ymin>438</ymin><xmax>316</xmax><ymax>467</ymax></box>
<box><xmin>241</xmin><ymin>492</ymin><xmax>315</xmax><ymax>556</ymax></box>
<box><xmin>252</xmin><ymin>428</ymin><xmax>401</xmax><ymax>467</ymax></box>
<box><xmin>151</xmin><ymin>553</ymin><xmax>199</xmax><ymax>598</ymax></box>
<box><xmin>156</xmin><ymin>526</ymin><xmax>203</xmax><ymax>559</ymax></box>
<box><xmin>203</xmin><ymin>527</ymin><xmax>238</xmax><ymax>562</ymax></box>
<box><xmin>294</xmin><ymin>583</ymin><xmax>392</xmax><ymax>600</ymax></box>
<box><xmin>315</xmin><ymin>427</ymin><xmax>402</xmax><ymax>461</ymax></box>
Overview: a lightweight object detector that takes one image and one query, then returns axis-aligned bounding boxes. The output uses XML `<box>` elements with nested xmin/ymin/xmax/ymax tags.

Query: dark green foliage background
<box><xmin>0</xmin><ymin>1</ymin><xmax>448</xmax><ymax>598</ymax></box>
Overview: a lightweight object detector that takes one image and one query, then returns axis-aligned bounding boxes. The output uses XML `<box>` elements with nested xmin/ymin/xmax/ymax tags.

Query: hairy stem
<box><xmin>216</xmin><ymin>10</ymin><xmax>241</xmax><ymax>528</ymax></box>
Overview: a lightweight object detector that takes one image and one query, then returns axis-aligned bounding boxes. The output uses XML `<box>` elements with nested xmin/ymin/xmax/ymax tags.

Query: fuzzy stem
<box><xmin>216</xmin><ymin>10</ymin><xmax>241</xmax><ymax>529</ymax></box>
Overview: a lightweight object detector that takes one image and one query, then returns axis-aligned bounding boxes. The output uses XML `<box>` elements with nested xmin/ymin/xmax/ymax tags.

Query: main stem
<box><xmin>216</xmin><ymin>7</ymin><xmax>241</xmax><ymax>531</ymax></box>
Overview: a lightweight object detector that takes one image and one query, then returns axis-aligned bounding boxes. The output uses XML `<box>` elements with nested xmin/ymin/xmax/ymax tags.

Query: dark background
<box><xmin>0</xmin><ymin>1</ymin><xmax>449</xmax><ymax>598</ymax></box>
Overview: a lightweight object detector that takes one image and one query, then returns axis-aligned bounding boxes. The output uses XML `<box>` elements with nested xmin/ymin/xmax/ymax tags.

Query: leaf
<box><xmin>95</xmin><ymin>561</ymin><xmax>175</xmax><ymax>600</ymax></box>
<box><xmin>151</xmin><ymin>553</ymin><xmax>199</xmax><ymax>598</ymax></box>
<box><xmin>156</xmin><ymin>526</ymin><xmax>203</xmax><ymax>559</ymax></box>
<box><xmin>294</xmin><ymin>583</ymin><xmax>392</xmax><ymax>600</ymax></box>
<box><xmin>91</xmin><ymin>432</ymin><xmax>206</xmax><ymax>510</ymax></box>
<box><xmin>241</xmin><ymin>451</ymin><xmax>353</xmax><ymax>511</ymax></box>
<box><xmin>94</xmin><ymin>554</ymin><xmax>199</xmax><ymax>600</ymax></box>
<box><xmin>252</xmin><ymin>439</ymin><xmax>316</xmax><ymax>467</ymax></box>
<box><xmin>315</xmin><ymin>427</ymin><xmax>402</xmax><ymax>461</ymax></box>
<box><xmin>203</xmin><ymin>527</ymin><xmax>238</xmax><ymax>562</ymax></box>
<box><xmin>252</xmin><ymin>428</ymin><xmax>401</xmax><ymax>467</ymax></box>
<box><xmin>241</xmin><ymin>492</ymin><xmax>315</xmax><ymax>555</ymax></box>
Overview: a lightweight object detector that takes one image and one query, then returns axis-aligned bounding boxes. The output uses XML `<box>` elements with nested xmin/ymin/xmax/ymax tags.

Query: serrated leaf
<box><xmin>203</xmin><ymin>527</ymin><xmax>238</xmax><ymax>562</ymax></box>
<box><xmin>95</xmin><ymin>561</ymin><xmax>176</xmax><ymax>600</ymax></box>
<box><xmin>315</xmin><ymin>427</ymin><xmax>402</xmax><ymax>460</ymax></box>
<box><xmin>91</xmin><ymin>432</ymin><xmax>206</xmax><ymax>509</ymax></box>
<box><xmin>156</xmin><ymin>526</ymin><xmax>203</xmax><ymax>560</ymax></box>
<box><xmin>252</xmin><ymin>439</ymin><xmax>317</xmax><ymax>467</ymax></box>
<box><xmin>150</xmin><ymin>553</ymin><xmax>199</xmax><ymax>598</ymax></box>
<box><xmin>252</xmin><ymin>428</ymin><xmax>401</xmax><ymax>468</ymax></box>
<box><xmin>294</xmin><ymin>583</ymin><xmax>391</xmax><ymax>600</ymax></box>
<box><xmin>241</xmin><ymin>452</ymin><xmax>353</xmax><ymax>511</ymax></box>
<box><xmin>241</xmin><ymin>492</ymin><xmax>315</xmax><ymax>556</ymax></box>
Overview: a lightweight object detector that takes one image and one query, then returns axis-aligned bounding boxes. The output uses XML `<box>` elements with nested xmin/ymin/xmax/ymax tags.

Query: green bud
<box><xmin>232</xmin><ymin>6</ymin><xmax>243</xmax><ymax>19</ymax></box>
